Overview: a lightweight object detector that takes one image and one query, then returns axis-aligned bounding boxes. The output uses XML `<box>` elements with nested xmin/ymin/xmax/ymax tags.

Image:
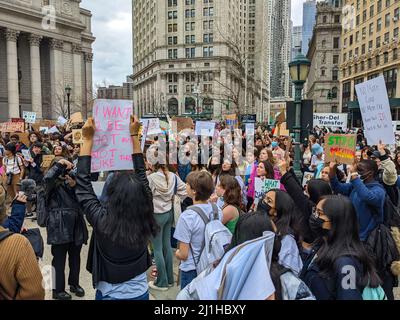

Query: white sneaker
<box><xmin>148</xmin><ymin>281</ymin><xmax>169</xmax><ymax>291</ymax></box>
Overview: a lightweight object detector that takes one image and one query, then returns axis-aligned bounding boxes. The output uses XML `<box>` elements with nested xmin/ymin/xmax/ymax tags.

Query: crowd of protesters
<box><xmin>1</xmin><ymin>117</ymin><xmax>400</xmax><ymax>301</ymax></box>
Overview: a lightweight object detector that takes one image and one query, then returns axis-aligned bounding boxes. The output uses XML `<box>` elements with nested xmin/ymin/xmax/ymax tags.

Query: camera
<box><xmin>6</xmin><ymin>172</ymin><xmax>13</xmax><ymax>186</ymax></box>
<box><xmin>19</xmin><ymin>179</ymin><xmax>37</xmax><ymax>202</ymax></box>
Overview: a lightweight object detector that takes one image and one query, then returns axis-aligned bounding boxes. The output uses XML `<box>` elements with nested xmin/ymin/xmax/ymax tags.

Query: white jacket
<box><xmin>148</xmin><ymin>171</ymin><xmax>187</xmax><ymax>214</ymax></box>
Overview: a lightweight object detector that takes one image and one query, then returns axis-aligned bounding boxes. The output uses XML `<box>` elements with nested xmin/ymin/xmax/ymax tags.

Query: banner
<box><xmin>23</xmin><ymin>111</ymin><xmax>37</xmax><ymax>124</ymax></box>
<box><xmin>195</xmin><ymin>121</ymin><xmax>215</xmax><ymax>137</ymax></box>
<box><xmin>355</xmin><ymin>76</ymin><xmax>395</xmax><ymax>145</ymax></box>
<box><xmin>91</xmin><ymin>99</ymin><xmax>133</xmax><ymax>173</ymax></box>
<box><xmin>313</xmin><ymin>113</ymin><xmax>348</xmax><ymax>128</ymax></box>
<box><xmin>72</xmin><ymin>129</ymin><xmax>83</xmax><ymax>144</ymax></box>
<box><xmin>254</xmin><ymin>178</ymin><xmax>281</xmax><ymax>205</ymax></box>
<box><xmin>324</xmin><ymin>133</ymin><xmax>356</xmax><ymax>165</ymax></box>
<box><xmin>0</xmin><ymin>122</ymin><xmax>24</xmax><ymax>132</ymax></box>
<box><xmin>225</xmin><ymin>114</ymin><xmax>238</xmax><ymax>130</ymax></box>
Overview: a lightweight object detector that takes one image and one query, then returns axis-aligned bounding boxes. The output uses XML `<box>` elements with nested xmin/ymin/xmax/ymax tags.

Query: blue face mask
<box><xmin>272</xmin><ymin>142</ymin><xmax>278</xmax><ymax>148</ymax></box>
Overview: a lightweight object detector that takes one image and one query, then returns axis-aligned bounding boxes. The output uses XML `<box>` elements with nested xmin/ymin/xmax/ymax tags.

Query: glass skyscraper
<box><xmin>301</xmin><ymin>0</ymin><xmax>317</xmax><ymax>55</ymax></box>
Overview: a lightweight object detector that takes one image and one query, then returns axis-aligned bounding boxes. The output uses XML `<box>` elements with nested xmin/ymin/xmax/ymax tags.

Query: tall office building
<box><xmin>292</xmin><ymin>25</ymin><xmax>303</xmax><ymax>59</ymax></box>
<box><xmin>132</xmin><ymin>0</ymin><xmax>270</xmax><ymax>120</ymax></box>
<box><xmin>302</xmin><ymin>0</ymin><xmax>317</xmax><ymax>55</ymax></box>
<box><xmin>340</xmin><ymin>0</ymin><xmax>400</xmax><ymax>125</ymax></box>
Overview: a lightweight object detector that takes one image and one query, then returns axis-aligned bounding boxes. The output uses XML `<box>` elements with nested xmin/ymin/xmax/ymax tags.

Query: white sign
<box><xmin>47</xmin><ymin>126</ymin><xmax>60</xmax><ymax>134</ymax></box>
<box><xmin>91</xmin><ymin>99</ymin><xmax>133</xmax><ymax>173</ymax></box>
<box><xmin>245</xmin><ymin>123</ymin><xmax>255</xmax><ymax>136</ymax></box>
<box><xmin>57</xmin><ymin>116</ymin><xmax>68</xmax><ymax>126</ymax></box>
<box><xmin>140</xmin><ymin>119</ymin><xmax>150</xmax><ymax>152</ymax></box>
<box><xmin>39</xmin><ymin>127</ymin><xmax>48</xmax><ymax>133</ymax></box>
<box><xmin>313</xmin><ymin>113</ymin><xmax>348</xmax><ymax>129</ymax></box>
<box><xmin>355</xmin><ymin>76</ymin><xmax>395</xmax><ymax>145</ymax></box>
<box><xmin>21</xmin><ymin>149</ymin><xmax>32</xmax><ymax>161</ymax></box>
<box><xmin>146</xmin><ymin>118</ymin><xmax>162</xmax><ymax>136</ymax></box>
<box><xmin>254</xmin><ymin>178</ymin><xmax>281</xmax><ymax>205</ymax></box>
<box><xmin>22</xmin><ymin>111</ymin><xmax>37</xmax><ymax>124</ymax></box>
<box><xmin>195</xmin><ymin>121</ymin><xmax>215</xmax><ymax>137</ymax></box>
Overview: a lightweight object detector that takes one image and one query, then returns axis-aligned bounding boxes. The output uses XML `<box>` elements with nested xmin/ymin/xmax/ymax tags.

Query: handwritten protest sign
<box><xmin>324</xmin><ymin>133</ymin><xmax>356</xmax><ymax>165</ymax></box>
<box><xmin>355</xmin><ymin>76</ymin><xmax>395</xmax><ymax>145</ymax></box>
<box><xmin>72</xmin><ymin>129</ymin><xmax>83</xmax><ymax>144</ymax></box>
<box><xmin>91</xmin><ymin>99</ymin><xmax>133</xmax><ymax>173</ymax></box>
<box><xmin>23</xmin><ymin>111</ymin><xmax>37</xmax><ymax>124</ymax></box>
<box><xmin>254</xmin><ymin>178</ymin><xmax>281</xmax><ymax>205</ymax></box>
<box><xmin>0</xmin><ymin>122</ymin><xmax>24</xmax><ymax>132</ymax></box>
<box><xmin>57</xmin><ymin>116</ymin><xmax>68</xmax><ymax>126</ymax></box>
<box><xmin>195</xmin><ymin>121</ymin><xmax>215</xmax><ymax>137</ymax></box>
<box><xmin>146</xmin><ymin>118</ymin><xmax>162</xmax><ymax>136</ymax></box>
<box><xmin>172</xmin><ymin>117</ymin><xmax>194</xmax><ymax>133</ymax></box>
<box><xmin>41</xmin><ymin>155</ymin><xmax>55</xmax><ymax>168</ymax></box>
<box><xmin>70</xmin><ymin>112</ymin><xmax>83</xmax><ymax>124</ymax></box>
<box><xmin>22</xmin><ymin>149</ymin><xmax>32</xmax><ymax>162</ymax></box>
<box><xmin>47</xmin><ymin>126</ymin><xmax>60</xmax><ymax>134</ymax></box>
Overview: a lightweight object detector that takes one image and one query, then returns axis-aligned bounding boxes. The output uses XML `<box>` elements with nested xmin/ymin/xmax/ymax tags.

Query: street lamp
<box><xmin>65</xmin><ymin>85</ymin><xmax>72</xmax><ymax>119</ymax></box>
<box><xmin>289</xmin><ymin>54</ymin><xmax>311</xmax><ymax>178</ymax></box>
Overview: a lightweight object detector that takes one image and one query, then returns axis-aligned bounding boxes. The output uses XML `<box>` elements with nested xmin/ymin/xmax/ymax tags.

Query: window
<box><xmin>369</xmin><ymin>5</ymin><xmax>374</xmax><ymax>18</ymax></box>
<box><xmin>362</xmin><ymin>44</ymin><xmax>366</xmax><ymax>54</ymax></box>
<box><xmin>383</xmin><ymin>68</ymin><xmax>397</xmax><ymax>97</ymax></box>
<box><xmin>363</xmin><ymin>9</ymin><xmax>367</xmax><ymax>22</ymax></box>
<box><xmin>377</xmin><ymin>36</ymin><xmax>381</xmax><ymax>47</ymax></box>
<box><xmin>203</xmin><ymin>7</ymin><xmax>213</xmax><ymax>16</ymax></box>
<box><xmin>332</xmin><ymin>69</ymin><xmax>339</xmax><ymax>81</ymax></box>
<box><xmin>185</xmin><ymin>47</ymin><xmax>196</xmax><ymax>58</ymax></box>
<box><xmin>393</xmin><ymin>48</ymin><xmax>398</xmax><ymax>60</ymax></box>
<box><xmin>185</xmin><ymin>9</ymin><xmax>195</xmax><ymax>18</ymax></box>
<box><xmin>185</xmin><ymin>0</ymin><xmax>195</xmax><ymax>4</ymax></box>
<box><xmin>350</xmin><ymin>35</ymin><xmax>353</xmax><ymax>45</ymax></box>
<box><xmin>203</xmin><ymin>46</ymin><xmax>213</xmax><ymax>57</ymax></box>
<box><xmin>368</xmin><ymin>58</ymin><xmax>372</xmax><ymax>68</ymax></box>
<box><xmin>334</xmin><ymin>15</ymin><xmax>340</xmax><ymax>23</ymax></box>
<box><xmin>168</xmin><ymin>11</ymin><xmax>177</xmax><ymax>19</ymax></box>
<box><xmin>185</xmin><ymin>35</ymin><xmax>195</xmax><ymax>44</ymax></box>
<box><xmin>386</xmin><ymin>0</ymin><xmax>391</xmax><ymax>7</ymax></box>
<box><xmin>377</xmin><ymin>18</ymin><xmax>382</xmax><ymax>32</ymax></box>
<box><xmin>203</xmin><ymin>33</ymin><xmax>213</xmax><ymax>43</ymax></box>
<box><xmin>168</xmin><ymin>0</ymin><xmax>177</xmax><ymax>7</ymax></box>
<box><xmin>395</xmin><ymin>8</ymin><xmax>400</xmax><ymax>20</ymax></box>
<box><xmin>332</xmin><ymin>87</ymin><xmax>338</xmax><ymax>99</ymax></box>
<box><xmin>323</xmin><ymin>16</ymin><xmax>327</xmax><ymax>23</ymax></box>
<box><xmin>168</xmin><ymin>49</ymin><xmax>178</xmax><ymax>59</ymax></box>
<box><xmin>384</xmin><ymin>52</ymin><xmax>389</xmax><ymax>63</ymax></box>
<box><xmin>342</xmin><ymin>81</ymin><xmax>351</xmax><ymax>104</ymax></box>
<box><xmin>376</xmin><ymin>55</ymin><xmax>380</xmax><ymax>66</ymax></box>
<box><xmin>333</xmin><ymin>55</ymin><xmax>339</xmax><ymax>64</ymax></box>
<box><xmin>394</xmin><ymin>27</ymin><xmax>399</xmax><ymax>41</ymax></box>
<box><xmin>356</xmin><ymin>31</ymin><xmax>360</xmax><ymax>42</ymax></box>
<box><xmin>369</xmin><ymin>23</ymin><xmax>374</xmax><ymax>35</ymax></box>
<box><xmin>321</xmin><ymin>69</ymin><xmax>326</xmax><ymax>77</ymax></box>
<box><xmin>385</xmin><ymin>13</ymin><xmax>390</xmax><ymax>27</ymax></box>
<box><xmin>384</xmin><ymin>32</ymin><xmax>390</xmax><ymax>44</ymax></box>
<box><xmin>377</xmin><ymin>0</ymin><xmax>382</xmax><ymax>12</ymax></box>
<box><xmin>168</xmin><ymin>24</ymin><xmax>178</xmax><ymax>32</ymax></box>
<box><xmin>168</xmin><ymin>36</ymin><xmax>178</xmax><ymax>45</ymax></box>
<box><xmin>185</xmin><ymin>22</ymin><xmax>195</xmax><ymax>31</ymax></box>
<box><xmin>333</xmin><ymin>37</ymin><xmax>340</xmax><ymax>49</ymax></box>
<box><xmin>168</xmin><ymin>73</ymin><xmax>178</xmax><ymax>83</ymax></box>
<box><xmin>168</xmin><ymin>85</ymin><xmax>178</xmax><ymax>94</ymax></box>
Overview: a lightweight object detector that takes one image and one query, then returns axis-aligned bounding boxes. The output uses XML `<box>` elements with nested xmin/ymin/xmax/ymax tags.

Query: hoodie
<box><xmin>148</xmin><ymin>171</ymin><xmax>187</xmax><ymax>214</ymax></box>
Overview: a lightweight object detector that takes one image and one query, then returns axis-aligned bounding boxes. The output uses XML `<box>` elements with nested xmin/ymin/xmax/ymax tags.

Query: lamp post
<box><xmin>65</xmin><ymin>85</ymin><xmax>72</xmax><ymax>119</ymax></box>
<box><xmin>289</xmin><ymin>54</ymin><xmax>311</xmax><ymax>178</ymax></box>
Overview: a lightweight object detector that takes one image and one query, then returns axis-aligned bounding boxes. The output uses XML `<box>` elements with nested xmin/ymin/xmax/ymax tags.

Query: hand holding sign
<box><xmin>130</xmin><ymin>115</ymin><xmax>141</xmax><ymax>136</ymax></box>
<box><xmin>377</xmin><ymin>140</ymin><xmax>386</xmax><ymax>156</ymax></box>
<box><xmin>82</xmin><ymin>117</ymin><xmax>96</xmax><ymax>141</ymax></box>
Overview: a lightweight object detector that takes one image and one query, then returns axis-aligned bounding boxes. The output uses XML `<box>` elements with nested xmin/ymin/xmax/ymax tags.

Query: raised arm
<box><xmin>329</xmin><ymin>162</ymin><xmax>353</xmax><ymax>196</ymax></box>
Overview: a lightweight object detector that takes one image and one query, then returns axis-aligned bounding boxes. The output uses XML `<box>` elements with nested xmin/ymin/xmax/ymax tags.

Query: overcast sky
<box><xmin>81</xmin><ymin>0</ymin><xmax>306</xmax><ymax>86</ymax></box>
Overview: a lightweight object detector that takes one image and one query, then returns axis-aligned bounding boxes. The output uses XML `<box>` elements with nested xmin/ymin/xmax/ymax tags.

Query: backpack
<box><xmin>382</xmin><ymin>193</ymin><xmax>400</xmax><ymax>228</ymax></box>
<box><xmin>188</xmin><ymin>203</ymin><xmax>232</xmax><ymax>274</ymax></box>
<box><xmin>279</xmin><ymin>268</ymin><xmax>315</xmax><ymax>300</ymax></box>
<box><xmin>21</xmin><ymin>228</ymin><xmax>44</xmax><ymax>259</ymax></box>
<box><xmin>36</xmin><ymin>185</ymin><xmax>49</xmax><ymax>228</ymax></box>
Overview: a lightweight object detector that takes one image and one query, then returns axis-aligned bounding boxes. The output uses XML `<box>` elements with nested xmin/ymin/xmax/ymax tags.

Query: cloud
<box><xmin>81</xmin><ymin>0</ymin><xmax>132</xmax><ymax>87</ymax></box>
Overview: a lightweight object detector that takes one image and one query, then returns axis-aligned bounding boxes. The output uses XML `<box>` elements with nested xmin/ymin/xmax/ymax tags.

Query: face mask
<box><xmin>272</xmin><ymin>142</ymin><xmax>278</xmax><ymax>148</ymax></box>
<box><xmin>309</xmin><ymin>214</ymin><xmax>329</xmax><ymax>238</ymax></box>
<box><xmin>358</xmin><ymin>171</ymin><xmax>371</xmax><ymax>182</ymax></box>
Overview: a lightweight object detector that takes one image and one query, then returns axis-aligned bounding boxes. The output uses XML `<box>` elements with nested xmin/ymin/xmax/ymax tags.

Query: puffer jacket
<box><xmin>43</xmin><ymin>162</ymin><xmax>88</xmax><ymax>246</ymax></box>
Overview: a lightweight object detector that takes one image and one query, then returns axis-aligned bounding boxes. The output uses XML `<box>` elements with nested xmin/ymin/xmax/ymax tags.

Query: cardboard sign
<box><xmin>195</xmin><ymin>121</ymin><xmax>215</xmax><ymax>137</ymax></box>
<box><xmin>324</xmin><ymin>134</ymin><xmax>357</xmax><ymax>165</ymax></box>
<box><xmin>31</xmin><ymin>120</ymin><xmax>57</xmax><ymax>132</ymax></box>
<box><xmin>254</xmin><ymin>178</ymin><xmax>281</xmax><ymax>205</ymax></box>
<box><xmin>91</xmin><ymin>99</ymin><xmax>134</xmax><ymax>173</ymax></box>
<box><xmin>173</xmin><ymin>117</ymin><xmax>194</xmax><ymax>133</ymax></box>
<box><xmin>275</xmin><ymin>122</ymin><xmax>290</xmax><ymax>137</ymax></box>
<box><xmin>57</xmin><ymin>116</ymin><xmax>68</xmax><ymax>126</ymax></box>
<box><xmin>41</xmin><ymin>155</ymin><xmax>55</xmax><ymax>168</ymax></box>
<box><xmin>302</xmin><ymin>172</ymin><xmax>314</xmax><ymax>188</ymax></box>
<box><xmin>355</xmin><ymin>76</ymin><xmax>395</xmax><ymax>145</ymax></box>
<box><xmin>23</xmin><ymin>111</ymin><xmax>37</xmax><ymax>124</ymax></box>
<box><xmin>70</xmin><ymin>112</ymin><xmax>83</xmax><ymax>124</ymax></box>
<box><xmin>0</xmin><ymin>122</ymin><xmax>25</xmax><ymax>133</ymax></box>
<box><xmin>225</xmin><ymin>114</ymin><xmax>238</xmax><ymax>130</ymax></box>
<box><xmin>21</xmin><ymin>149</ymin><xmax>32</xmax><ymax>162</ymax></box>
<box><xmin>313</xmin><ymin>113</ymin><xmax>348</xmax><ymax>129</ymax></box>
<box><xmin>72</xmin><ymin>129</ymin><xmax>83</xmax><ymax>144</ymax></box>
<box><xmin>276</xmin><ymin>111</ymin><xmax>286</xmax><ymax>124</ymax></box>
<box><xmin>146</xmin><ymin>118</ymin><xmax>162</xmax><ymax>136</ymax></box>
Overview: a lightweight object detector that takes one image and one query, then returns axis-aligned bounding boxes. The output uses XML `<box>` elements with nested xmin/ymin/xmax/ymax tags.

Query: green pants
<box><xmin>151</xmin><ymin>209</ymin><xmax>174</xmax><ymax>288</ymax></box>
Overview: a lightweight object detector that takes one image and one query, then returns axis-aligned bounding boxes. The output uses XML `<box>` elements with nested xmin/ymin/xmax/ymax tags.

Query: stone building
<box><xmin>97</xmin><ymin>76</ymin><xmax>134</xmax><ymax>100</ymax></box>
<box><xmin>306</xmin><ymin>0</ymin><xmax>343</xmax><ymax>113</ymax></box>
<box><xmin>0</xmin><ymin>0</ymin><xmax>95</xmax><ymax>121</ymax></box>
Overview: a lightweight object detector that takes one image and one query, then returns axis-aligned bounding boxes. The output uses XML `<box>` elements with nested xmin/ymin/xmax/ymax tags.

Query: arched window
<box><xmin>168</xmin><ymin>97</ymin><xmax>179</xmax><ymax>116</ymax></box>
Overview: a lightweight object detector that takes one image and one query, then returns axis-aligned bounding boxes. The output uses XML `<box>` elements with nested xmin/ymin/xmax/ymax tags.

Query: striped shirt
<box><xmin>4</xmin><ymin>156</ymin><xmax>23</xmax><ymax>175</ymax></box>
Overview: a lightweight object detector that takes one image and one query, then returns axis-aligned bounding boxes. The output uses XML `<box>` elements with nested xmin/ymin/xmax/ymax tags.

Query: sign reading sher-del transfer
<box><xmin>313</xmin><ymin>113</ymin><xmax>348</xmax><ymax>129</ymax></box>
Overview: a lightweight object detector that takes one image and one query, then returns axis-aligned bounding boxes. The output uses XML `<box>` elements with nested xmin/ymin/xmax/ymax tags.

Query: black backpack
<box><xmin>382</xmin><ymin>193</ymin><xmax>400</xmax><ymax>228</ymax></box>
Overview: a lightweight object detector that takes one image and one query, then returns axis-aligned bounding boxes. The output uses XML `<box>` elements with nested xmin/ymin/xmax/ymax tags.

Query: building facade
<box><xmin>340</xmin><ymin>0</ymin><xmax>400</xmax><ymax>126</ymax></box>
<box><xmin>306</xmin><ymin>0</ymin><xmax>343</xmax><ymax>113</ymax></box>
<box><xmin>302</xmin><ymin>0</ymin><xmax>317</xmax><ymax>55</ymax></box>
<box><xmin>0</xmin><ymin>0</ymin><xmax>95</xmax><ymax>121</ymax></box>
<box><xmin>97</xmin><ymin>76</ymin><xmax>134</xmax><ymax>100</ymax></box>
<box><xmin>132</xmin><ymin>0</ymin><xmax>275</xmax><ymax>121</ymax></box>
<box><xmin>292</xmin><ymin>25</ymin><xmax>303</xmax><ymax>59</ymax></box>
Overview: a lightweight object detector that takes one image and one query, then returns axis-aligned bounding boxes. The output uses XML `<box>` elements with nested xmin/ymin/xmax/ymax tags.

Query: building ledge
<box><xmin>347</xmin><ymin>98</ymin><xmax>400</xmax><ymax>109</ymax></box>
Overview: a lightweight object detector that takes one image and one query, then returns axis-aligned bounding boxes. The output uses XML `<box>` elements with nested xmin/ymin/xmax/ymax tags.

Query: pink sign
<box><xmin>91</xmin><ymin>99</ymin><xmax>134</xmax><ymax>173</ymax></box>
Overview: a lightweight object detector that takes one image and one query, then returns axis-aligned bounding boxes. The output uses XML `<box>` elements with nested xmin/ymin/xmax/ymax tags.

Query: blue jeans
<box><xmin>95</xmin><ymin>290</ymin><xmax>149</xmax><ymax>300</ymax></box>
<box><xmin>180</xmin><ymin>270</ymin><xmax>197</xmax><ymax>290</ymax></box>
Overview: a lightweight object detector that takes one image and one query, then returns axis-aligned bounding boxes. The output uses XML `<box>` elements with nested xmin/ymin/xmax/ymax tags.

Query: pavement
<box><xmin>24</xmin><ymin>218</ymin><xmax>400</xmax><ymax>301</ymax></box>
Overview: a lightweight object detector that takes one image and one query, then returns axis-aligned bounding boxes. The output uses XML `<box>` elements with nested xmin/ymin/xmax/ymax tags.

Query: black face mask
<box><xmin>309</xmin><ymin>213</ymin><xmax>329</xmax><ymax>238</ymax></box>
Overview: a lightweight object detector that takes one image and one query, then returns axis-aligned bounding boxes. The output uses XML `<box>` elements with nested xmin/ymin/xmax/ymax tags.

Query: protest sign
<box><xmin>41</xmin><ymin>155</ymin><xmax>55</xmax><ymax>168</ymax></box>
<box><xmin>355</xmin><ymin>76</ymin><xmax>395</xmax><ymax>145</ymax></box>
<box><xmin>225</xmin><ymin>114</ymin><xmax>238</xmax><ymax>130</ymax></box>
<box><xmin>70</xmin><ymin>112</ymin><xmax>83</xmax><ymax>124</ymax></box>
<box><xmin>240</xmin><ymin>114</ymin><xmax>257</xmax><ymax>123</ymax></box>
<box><xmin>47</xmin><ymin>126</ymin><xmax>60</xmax><ymax>134</ymax></box>
<box><xmin>22</xmin><ymin>149</ymin><xmax>32</xmax><ymax>162</ymax></box>
<box><xmin>146</xmin><ymin>118</ymin><xmax>162</xmax><ymax>136</ymax></box>
<box><xmin>275</xmin><ymin>122</ymin><xmax>290</xmax><ymax>136</ymax></box>
<box><xmin>23</xmin><ymin>111</ymin><xmax>37</xmax><ymax>124</ymax></box>
<box><xmin>91</xmin><ymin>99</ymin><xmax>133</xmax><ymax>173</ymax></box>
<box><xmin>39</xmin><ymin>127</ymin><xmax>48</xmax><ymax>133</ymax></box>
<box><xmin>172</xmin><ymin>117</ymin><xmax>194</xmax><ymax>133</ymax></box>
<box><xmin>276</xmin><ymin>111</ymin><xmax>286</xmax><ymax>124</ymax></box>
<box><xmin>245</xmin><ymin>123</ymin><xmax>255</xmax><ymax>136</ymax></box>
<box><xmin>302</xmin><ymin>172</ymin><xmax>314</xmax><ymax>188</ymax></box>
<box><xmin>140</xmin><ymin>119</ymin><xmax>150</xmax><ymax>152</ymax></box>
<box><xmin>254</xmin><ymin>178</ymin><xmax>281</xmax><ymax>205</ymax></box>
<box><xmin>0</xmin><ymin>121</ymin><xmax>24</xmax><ymax>132</ymax></box>
<box><xmin>324</xmin><ymin>133</ymin><xmax>357</xmax><ymax>165</ymax></box>
<box><xmin>57</xmin><ymin>116</ymin><xmax>68</xmax><ymax>126</ymax></box>
<box><xmin>313</xmin><ymin>113</ymin><xmax>348</xmax><ymax>129</ymax></box>
<box><xmin>31</xmin><ymin>120</ymin><xmax>57</xmax><ymax>132</ymax></box>
<box><xmin>72</xmin><ymin>129</ymin><xmax>83</xmax><ymax>144</ymax></box>
<box><xmin>195</xmin><ymin>121</ymin><xmax>215</xmax><ymax>137</ymax></box>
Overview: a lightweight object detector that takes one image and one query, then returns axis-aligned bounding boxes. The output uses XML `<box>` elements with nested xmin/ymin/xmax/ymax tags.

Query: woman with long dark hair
<box><xmin>301</xmin><ymin>195</ymin><xmax>382</xmax><ymax>300</ymax></box>
<box><xmin>75</xmin><ymin>116</ymin><xmax>159</xmax><ymax>300</ymax></box>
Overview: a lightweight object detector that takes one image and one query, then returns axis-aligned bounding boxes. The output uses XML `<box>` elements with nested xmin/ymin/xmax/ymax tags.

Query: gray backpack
<box><xmin>188</xmin><ymin>203</ymin><xmax>232</xmax><ymax>274</ymax></box>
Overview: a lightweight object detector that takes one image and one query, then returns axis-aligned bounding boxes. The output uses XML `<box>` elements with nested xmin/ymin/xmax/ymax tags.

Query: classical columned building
<box><xmin>0</xmin><ymin>0</ymin><xmax>95</xmax><ymax>121</ymax></box>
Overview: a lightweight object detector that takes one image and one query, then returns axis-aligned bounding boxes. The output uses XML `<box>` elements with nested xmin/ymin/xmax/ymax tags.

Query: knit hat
<box><xmin>311</xmin><ymin>143</ymin><xmax>323</xmax><ymax>156</ymax></box>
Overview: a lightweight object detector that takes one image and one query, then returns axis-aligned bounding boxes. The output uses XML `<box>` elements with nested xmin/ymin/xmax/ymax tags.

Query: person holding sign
<box><xmin>75</xmin><ymin>116</ymin><xmax>159</xmax><ymax>301</ymax></box>
<box><xmin>2</xmin><ymin>143</ymin><xmax>25</xmax><ymax>203</ymax></box>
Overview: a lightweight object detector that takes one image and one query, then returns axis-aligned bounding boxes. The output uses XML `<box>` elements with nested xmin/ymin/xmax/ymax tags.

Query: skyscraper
<box><xmin>292</xmin><ymin>25</ymin><xmax>303</xmax><ymax>59</ymax></box>
<box><xmin>302</xmin><ymin>0</ymin><xmax>317</xmax><ymax>55</ymax></box>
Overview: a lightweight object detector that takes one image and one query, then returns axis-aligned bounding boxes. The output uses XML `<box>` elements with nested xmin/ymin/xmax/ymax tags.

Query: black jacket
<box><xmin>27</xmin><ymin>151</ymin><xmax>44</xmax><ymax>184</ymax></box>
<box><xmin>75</xmin><ymin>154</ymin><xmax>152</xmax><ymax>286</ymax></box>
<box><xmin>43</xmin><ymin>162</ymin><xmax>88</xmax><ymax>246</ymax></box>
<box><xmin>280</xmin><ymin>169</ymin><xmax>315</xmax><ymax>244</ymax></box>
